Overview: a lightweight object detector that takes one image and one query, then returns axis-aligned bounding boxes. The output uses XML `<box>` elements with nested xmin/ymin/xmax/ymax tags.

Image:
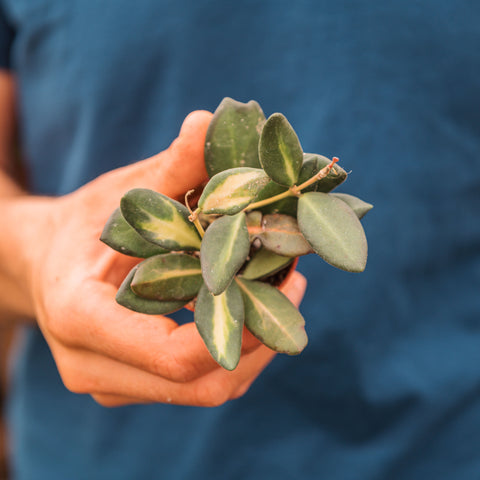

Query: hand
<box><xmin>22</xmin><ymin>111</ymin><xmax>307</xmax><ymax>407</ymax></box>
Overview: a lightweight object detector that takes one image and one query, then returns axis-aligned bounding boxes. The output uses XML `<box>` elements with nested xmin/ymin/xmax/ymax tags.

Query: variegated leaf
<box><xmin>205</xmin><ymin>97</ymin><xmax>265</xmax><ymax>177</ymax></box>
<box><xmin>194</xmin><ymin>282</ymin><xmax>244</xmax><ymax>370</ymax></box>
<box><xmin>201</xmin><ymin>212</ymin><xmax>250</xmax><ymax>295</ymax></box>
<box><xmin>253</xmin><ymin>154</ymin><xmax>347</xmax><ymax>216</ymax></box>
<box><xmin>245</xmin><ymin>211</ymin><xmax>262</xmax><ymax>229</ymax></box>
<box><xmin>257</xmin><ymin>214</ymin><xmax>312</xmax><ymax>257</ymax></box>
<box><xmin>253</xmin><ymin>180</ymin><xmax>295</xmax><ymax>216</ymax></box>
<box><xmin>259</xmin><ymin>113</ymin><xmax>303</xmax><ymax>187</ymax></box>
<box><xmin>241</xmin><ymin>248</ymin><xmax>293</xmax><ymax>280</ymax></box>
<box><xmin>121</xmin><ymin>188</ymin><xmax>201</xmax><ymax>251</ymax></box>
<box><xmin>100</xmin><ymin>207</ymin><xmax>168</xmax><ymax>257</ymax></box>
<box><xmin>131</xmin><ymin>254</ymin><xmax>202</xmax><ymax>301</ymax></box>
<box><xmin>298</xmin><ymin>192</ymin><xmax>368</xmax><ymax>272</ymax></box>
<box><xmin>116</xmin><ymin>266</ymin><xmax>187</xmax><ymax>315</ymax></box>
<box><xmin>236</xmin><ymin>278</ymin><xmax>308</xmax><ymax>354</ymax></box>
<box><xmin>331</xmin><ymin>193</ymin><xmax>373</xmax><ymax>219</ymax></box>
<box><xmin>198</xmin><ymin>167</ymin><xmax>269</xmax><ymax>215</ymax></box>
<box><xmin>301</xmin><ymin>153</ymin><xmax>347</xmax><ymax>193</ymax></box>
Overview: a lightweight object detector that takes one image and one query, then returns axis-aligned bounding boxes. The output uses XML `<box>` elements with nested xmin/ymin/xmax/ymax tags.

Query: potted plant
<box><xmin>100</xmin><ymin>98</ymin><xmax>372</xmax><ymax>370</ymax></box>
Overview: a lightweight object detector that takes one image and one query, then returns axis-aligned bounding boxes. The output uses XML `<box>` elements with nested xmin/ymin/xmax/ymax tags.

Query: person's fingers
<box><xmin>45</xmin><ymin>279</ymin><xmax>220</xmax><ymax>383</ymax></box>
<box><xmin>91</xmin><ymin>394</ymin><xmax>149</xmax><ymax>408</ymax></box>
<box><xmin>50</xmin><ymin>268</ymin><xmax>306</xmax><ymax>385</ymax></box>
<box><xmin>53</xmin><ymin>339</ymin><xmax>276</xmax><ymax>407</ymax></box>
<box><xmin>279</xmin><ymin>270</ymin><xmax>307</xmax><ymax>307</ymax></box>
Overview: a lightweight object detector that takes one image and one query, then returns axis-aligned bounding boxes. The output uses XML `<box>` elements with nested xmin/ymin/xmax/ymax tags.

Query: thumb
<box><xmin>105</xmin><ymin>110</ymin><xmax>213</xmax><ymax>199</ymax></box>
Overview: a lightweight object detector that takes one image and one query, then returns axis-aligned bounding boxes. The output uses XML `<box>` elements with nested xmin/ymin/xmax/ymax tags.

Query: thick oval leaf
<box><xmin>257</xmin><ymin>214</ymin><xmax>312</xmax><ymax>257</ymax></box>
<box><xmin>201</xmin><ymin>212</ymin><xmax>250</xmax><ymax>295</ymax></box>
<box><xmin>198</xmin><ymin>167</ymin><xmax>269</xmax><ymax>215</ymax></box>
<box><xmin>236</xmin><ymin>278</ymin><xmax>307</xmax><ymax>354</ymax></box>
<box><xmin>259</xmin><ymin>113</ymin><xmax>303</xmax><ymax>187</ymax></box>
<box><xmin>131</xmin><ymin>254</ymin><xmax>202</xmax><ymax>301</ymax></box>
<box><xmin>245</xmin><ymin>210</ymin><xmax>262</xmax><ymax>229</ymax></box>
<box><xmin>331</xmin><ymin>193</ymin><xmax>373</xmax><ymax>219</ymax></box>
<box><xmin>298</xmin><ymin>192</ymin><xmax>368</xmax><ymax>272</ymax></box>
<box><xmin>205</xmin><ymin>97</ymin><xmax>265</xmax><ymax>177</ymax></box>
<box><xmin>100</xmin><ymin>208</ymin><xmax>169</xmax><ymax>257</ymax></box>
<box><xmin>194</xmin><ymin>282</ymin><xmax>244</xmax><ymax>370</ymax></box>
<box><xmin>253</xmin><ymin>154</ymin><xmax>348</xmax><ymax>217</ymax></box>
<box><xmin>253</xmin><ymin>180</ymin><xmax>295</xmax><ymax>216</ymax></box>
<box><xmin>121</xmin><ymin>188</ymin><xmax>201</xmax><ymax>251</ymax></box>
<box><xmin>116</xmin><ymin>266</ymin><xmax>187</xmax><ymax>315</ymax></box>
<box><xmin>241</xmin><ymin>248</ymin><xmax>293</xmax><ymax>280</ymax></box>
<box><xmin>301</xmin><ymin>154</ymin><xmax>347</xmax><ymax>193</ymax></box>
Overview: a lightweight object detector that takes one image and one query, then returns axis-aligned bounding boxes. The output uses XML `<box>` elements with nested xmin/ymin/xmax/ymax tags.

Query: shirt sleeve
<box><xmin>0</xmin><ymin>3</ymin><xmax>14</xmax><ymax>69</ymax></box>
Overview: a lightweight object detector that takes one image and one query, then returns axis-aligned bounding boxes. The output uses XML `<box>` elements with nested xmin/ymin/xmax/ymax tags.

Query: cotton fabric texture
<box><xmin>1</xmin><ymin>1</ymin><xmax>479</xmax><ymax>479</ymax></box>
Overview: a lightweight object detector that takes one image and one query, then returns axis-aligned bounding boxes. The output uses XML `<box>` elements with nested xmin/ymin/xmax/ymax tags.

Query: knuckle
<box><xmin>43</xmin><ymin>301</ymin><xmax>81</xmax><ymax>349</ymax></box>
<box><xmin>57</xmin><ymin>361</ymin><xmax>94</xmax><ymax>395</ymax></box>
<box><xmin>61</xmin><ymin>372</ymin><xmax>89</xmax><ymax>394</ymax></box>
<box><xmin>91</xmin><ymin>395</ymin><xmax>125</xmax><ymax>408</ymax></box>
<box><xmin>195</xmin><ymin>381</ymin><xmax>231</xmax><ymax>407</ymax></box>
<box><xmin>231</xmin><ymin>382</ymin><xmax>252</xmax><ymax>400</ymax></box>
<box><xmin>148</xmin><ymin>351</ymin><xmax>198</xmax><ymax>383</ymax></box>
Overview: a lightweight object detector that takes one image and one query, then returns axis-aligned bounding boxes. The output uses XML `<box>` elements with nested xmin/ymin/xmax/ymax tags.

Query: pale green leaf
<box><xmin>298</xmin><ymin>192</ymin><xmax>368</xmax><ymax>272</ymax></box>
<box><xmin>331</xmin><ymin>193</ymin><xmax>373</xmax><ymax>219</ymax></box>
<box><xmin>100</xmin><ymin>208</ymin><xmax>168</xmax><ymax>257</ymax></box>
<box><xmin>253</xmin><ymin>153</ymin><xmax>347</xmax><ymax>216</ymax></box>
<box><xmin>301</xmin><ymin>153</ymin><xmax>347</xmax><ymax>193</ymax></box>
<box><xmin>259</xmin><ymin>113</ymin><xmax>303</xmax><ymax>187</ymax></box>
<box><xmin>236</xmin><ymin>278</ymin><xmax>308</xmax><ymax>354</ymax></box>
<box><xmin>121</xmin><ymin>188</ymin><xmax>201</xmax><ymax>251</ymax></box>
<box><xmin>198</xmin><ymin>167</ymin><xmax>269</xmax><ymax>215</ymax></box>
<box><xmin>131</xmin><ymin>254</ymin><xmax>202</xmax><ymax>301</ymax></box>
<box><xmin>116</xmin><ymin>266</ymin><xmax>187</xmax><ymax>315</ymax></box>
<box><xmin>241</xmin><ymin>248</ymin><xmax>293</xmax><ymax>280</ymax></box>
<box><xmin>257</xmin><ymin>214</ymin><xmax>312</xmax><ymax>256</ymax></box>
<box><xmin>201</xmin><ymin>212</ymin><xmax>250</xmax><ymax>295</ymax></box>
<box><xmin>205</xmin><ymin>97</ymin><xmax>265</xmax><ymax>177</ymax></box>
<box><xmin>194</xmin><ymin>282</ymin><xmax>244</xmax><ymax>370</ymax></box>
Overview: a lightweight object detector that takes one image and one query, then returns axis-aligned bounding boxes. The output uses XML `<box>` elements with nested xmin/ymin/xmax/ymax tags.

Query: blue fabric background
<box><xmin>1</xmin><ymin>1</ymin><xmax>480</xmax><ymax>479</ymax></box>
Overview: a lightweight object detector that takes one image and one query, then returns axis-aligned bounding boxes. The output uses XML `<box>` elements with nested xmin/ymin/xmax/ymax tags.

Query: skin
<box><xmin>0</xmin><ymin>71</ymin><xmax>307</xmax><ymax>407</ymax></box>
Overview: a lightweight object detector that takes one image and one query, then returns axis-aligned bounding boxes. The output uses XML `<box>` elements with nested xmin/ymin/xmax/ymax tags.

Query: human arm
<box><xmin>0</xmin><ymin>73</ymin><xmax>306</xmax><ymax>407</ymax></box>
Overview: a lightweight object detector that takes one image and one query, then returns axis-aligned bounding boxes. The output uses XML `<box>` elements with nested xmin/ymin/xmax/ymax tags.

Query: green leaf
<box><xmin>253</xmin><ymin>154</ymin><xmax>347</xmax><ymax>217</ymax></box>
<box><xmin>194</xmin><ymin>282</ymin><xmax>244</xmax><ymax>370</ymax></box>
<box><xmin>300</xmin><ymin>154</ymin><xmax>347</xmax><ymax>193</ymax></box>
<box><xmin>205</xmin><ymin>97</ymin><xmax>265</xmax><ymax>177</ymax></box>
<box><xmin>298</xmin><ymin>192</ymin><xmax>368</xmax><ymax>272</ymax></box>
<box><xmin>236</xmin><ymin>278</ymin><xmax>307</xmax><ymax>354</ymax></box>
<box><xmin>259</xmin><ymin>113</ymin><xmax>303</xmax><ymax>187</ymax></box>
<box><xmin>331</xmin><ymin>193</ymin><xmax>373</xmax><ymax>219</ymax></box>
<box><xmin>131</xmin><ymin>254</ymin><xmax>202</xmax><ymax>301</ymax></box>
<box><xmin>201</xmin><ymin>212</ymin><xmax>250</xmax><ymax>295</ymax></box>
<box><xmin>121</xmin><ymin>188</ymin><xmax>201</xmax><ymax>251</ymax></box>
<box><xmin>245</xmin><ymin>211</ymin><xmax>262</xmax><ymax>229</ymax></box>
<box><xmin>253</xmin><ymin>180</ymin><xmax>296</xmax><ymax>216</ymax></box>
<box><xmin>100</xmin><ymin>208</ymin><xmax>169</xmax><ymax>257</ymax></box>
<box><xmin>257</xmin><ymin>214</ymin><xmax>312</xmax><ymax>257</ymax></box>
<box><xmin>241</xmin><ymin>248</ymin><xmax>293</xmax><ymax>280</ymax></box>
<box><xmin>116</xmin><ymin>266</ymin><xmax>187</xmax><ymax>315</ymax></box>
<box><xmin>198</xmin><ymin>167</ymin><xmax>269</xmax><ymax>215</ymax></box>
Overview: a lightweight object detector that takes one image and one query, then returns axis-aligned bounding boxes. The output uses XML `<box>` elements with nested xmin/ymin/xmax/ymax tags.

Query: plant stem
<box><xmin>185</xmin><ymin>191</ymin><xmax>205</xmax><ymax>238</ymax></box>
<box><xmin>296</xmin><ymin>157</ymin><xmax>339</xmax><ymax>191</ymax></box>
<box><xmin>245</xmin><ymin>157</ymin><xmax>339</xmax><ymax>212</ymax></box>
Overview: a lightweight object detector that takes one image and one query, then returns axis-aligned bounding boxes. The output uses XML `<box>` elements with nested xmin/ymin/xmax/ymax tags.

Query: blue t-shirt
<box><xmin>2</xmin><ymin>1</ymin><xmax>480</xmax><ymax>479</ymax></box>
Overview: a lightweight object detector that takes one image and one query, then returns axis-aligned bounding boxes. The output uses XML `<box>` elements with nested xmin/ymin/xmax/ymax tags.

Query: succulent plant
<box><xmin>101</xmin><ymin>97</ymin><xmax>373</xmax><ymax>370</ymax></box>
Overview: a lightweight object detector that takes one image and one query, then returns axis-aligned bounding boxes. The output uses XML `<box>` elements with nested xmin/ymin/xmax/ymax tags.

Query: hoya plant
<box><xmin>101</xmin><ymin>98</ymin><xmax>372</xmax><ymax>370</ymax></box>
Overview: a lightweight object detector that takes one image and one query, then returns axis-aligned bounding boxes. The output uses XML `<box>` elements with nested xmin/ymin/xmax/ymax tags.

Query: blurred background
<box><xmin>0</xmin><ymin>326</ymin><xmax>13</xmax><ymax>478</ymax></box>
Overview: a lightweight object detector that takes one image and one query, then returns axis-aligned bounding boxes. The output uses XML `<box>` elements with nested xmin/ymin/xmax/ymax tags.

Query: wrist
<box><xmin>0</xmin><ymin>194</ymin><xmax>57</xmax><ymax>322</ymax></box>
